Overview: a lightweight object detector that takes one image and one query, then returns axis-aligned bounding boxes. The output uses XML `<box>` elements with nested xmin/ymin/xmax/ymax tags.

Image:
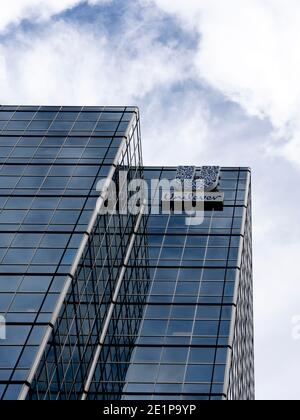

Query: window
<box><xmin>58</xmin><ymin>148</ymin><xmax>83</xmax><ymax>158</ymax></box>
<box><xmin>10</xmin><ymin>294</ymin><xmax>44</xmax><ymax>313</ymax></box>
<box><xmin>151</xmin><ymin>282</ymin><xmax>175</xmax><ymax>295</ymax></box>
<box><xmin>200</xmin><ymin>282</ymin><xmax>224</xmax><ymax>296</ymax></box>
<box><xmin>0</xmin><ymin>347</ymin><xmax>22</xmax><ymax>369</ymax></box>
<box><xmin>77</xmin><ymin>112</ymin><xmax>100</xmax><ymax>121</ymax></box>
<box><xmin>24</xmin><ymin>165</ymin><xmax>49</xmax><ymax>176</ymax></box>
<box><xmin>193</xmin><ymin>321</ymin><xmax>219</xmax><ymax>336</ymax></box>
<box><xmin>11</xmin><ymin>111</ymin><xmax>35</xmax><ymax>120</ymax></box>
<box><xmin>42</xmin><ymin>177</ymin><xmax>70</xmax><ymax>189</ymax></box>
<box><xmin>0</xmin><ymin>177</ymin><xmax>19</xmax><ymax>188</ymax></box>
<box><xmin>213</xmin><ymin>365</ymin><xmax>226</xmax><ymax>382</ymax></box>
<box><xmin>24</xmin><ymin>210</ymin><xmax>53</xmax><ymax>224</ymax></box>
<box><xmin>99</xmin><ymin>112</ymin><xmax>123</xmax><ymax>121</ymax></box>
<box><xmin>155</xmin><ymin>269</ymin><xmax>178</xmax><ymax>280</ymax></box>
<box><xmin>3</xmin><ymin>249</ymin><xmax>35</xmax><ymax>264</ymax></box>
<box><xmin>160</xmin><ymin>248</ymin><xmax>182</xmax><ymax>260</ymax></box>
<box><xmin>185</xmin><ymin>365</ymin><xmax>213</xmax><ymax>383</ymax></box>
<box><xmin>41</xmin><ymin>137</ymin><xmax>65</xmax><ymax>147</ymax></box>
<box><xmin>28</xmin><ymin>121</ymin><xmax>51</xmax><ymax>130</ymax></box>
<box><xmin>202</xmin><ymin>269</ymin><xmax>226</xmax><ymax>281</ymax></box>
<box><xmin>12</xmin><ymin>233</ymin><xmax>42</xmax><ymax>248</ymax></box>
<box><xmin>95</xmin><ymin>121</ymin><xmax>119</xmax><ymax>131</ymax></box>
<box><xmin>183</xmin><ymin>248</ymin><xmax>206</xmax><ymax>260</ymax></box>
<box><xmin>189</xmin><ymin>348</ymin><xmax>215</xmax><ymax>363</ymax></box>
<box><xmin>167</xmin><ymin>320</ymin><xmax>193</xmax><ymax>336</ymax></box>
<box><xmin>32</xmin><ymin>249</ymin><xmax>63</xmax><ymax>265</ymax></box>
<box><xmin>31</xmin><ymin>198</ymin><xmax>59</xmax><ymax>209</ymax></box>
<box><xmin>5</xmin><ymin>121</ymin><xmax>29</xmax><ymax>130</ymax></box>
<box><xmin>157</xmin><ymin>365</ymin><xmax>185</xmax><ymax>383</ymax></box>
<box><xmin>0</xmin><ymin>137</ymin><xmax>19</xmax><ymax>146</ymax></box>
<box><xmin>35</xmin><ymin>149</ymin><xmax>60</xmax><ymax>160</ymax></box>
<box><xmin>178</xmin><ymin>269</ymin><xmax>201</xmax><ymax>281</ymax></box>
<box><xmin>49</xmin><ymin>121</ymin><xmax>73</xmax><ymax>130</ymax></box>
<box><xmin>170</xmin><ymin>306</ymin><xmax>195</xmax><ymax>319</ymax></box>
<box><xmin>34</xmin><ymin>111</ymin><xmax>57</xmax><ymax>120</ymax></box>
<box><xmin>134</xmin><ymin>347</ymin><xmax>162</xmax><ymax>362</ymax></box>
<box><xmin>145</xmin><ymin>306</ymin><xmax>171</xmax><ymax>319</ymax></box>
<box><xmin>11</xmin><ymin>148</ymin><xmax>37</xmax><ymax>158</ymax></box>
<box><xmin>148</xmin><ymin>235</ymin><xmax>164</xmax><ymax>246</ymax></box>
<box><xmin>176</xmin><ymin>282</ymin><xmax>198</xmax><ymax>295</ymax></box>
<box><xmin>207</xmin><ymin>248</ymin><xmax>228</xmax><ymax>260</ymax></box>
<box><xmin>208</xmin><ymin>236</ymin><xmax>230</xmax><ymax>247</ymax></box>
<box><xmin>126</xmin><ymin>364</ymin><xmax>158</xmax><ymax>382</ymax></box>
<box><xmin>17</xmin><ymin>177</ymin><xmax>44</xmax><ymax>188</ymax></box>
<box><xmin>51</xmin><ymin>210</ymin><xmax>79</xmax><ymax>224</ymax></box>
<box><xmin>0</xmin><ymin>294</ymin><xmax>14</xmax><ymax>311</ymax></box>
<box><xmin>82</xmin><ymin>148</ymin><xmax>107</xmax><ymax>159</ymax></box>
<box><xmin>58</xmin><ymin>197</ymin><xmax>85</xmax><ymax>209</ymax></box>
<box><xmin>216</xmin><ymin>348</ymin><xmax>228</xmax><ymax>363</ymax></box>
<box><xmin>0</xmin><ymin>147</ymin><xmax>13</xmax><ymax>158</ymax></box>
<box><xmin>141</xmin><ymin>320</ymin><xmax>168</xmax><ymax>336</ymax></box>
<box><xmin>196</xmin><ymin>306</ymin><xmax>221</xmax><ymax>319</ymax></box>
<box><xmin>40</xmin><ymin>234</ymin><xmax>69</xmax><ymax>248</ymax></box>
<box><xmin>68</xmin><ymin>177</ymin><xmax>94</xmax><ymax>190</ymax></box>
<box><xmin>72</xmin><ymin>122</ymin><xmax>96</xmax><ymax>131</ymax></box>
<box><xmin>0</xmin><ymin>233</ymin><xmax>14</xmax><ymax>247</ymax></box>
<box><xmin>19</xmin><ymin>276</ymin><xmax>52</xmax><ymax>292</ymax></box>
<box><xmin>0</xmin><ymin>111</ymin><xmax>14</xmax><ymax>120</ymax></box>
<box><xmin>186</xmin><ymin>236</ymin><xmax>208</xmax><ymax>247</ymax></box>
<box><xmin>5</xmin><ymin>325</ymin><xmax>32</xmax><ymax>344</ymax></box>
<box><xmin>55</xmin><ymin>112</ymin><xmax>78</xmax><ymax>121</ymax></box>
<box><xmin>161</xmin><ymin>348</ymin><xmax>188</xmax><ymax>363</ymax></box>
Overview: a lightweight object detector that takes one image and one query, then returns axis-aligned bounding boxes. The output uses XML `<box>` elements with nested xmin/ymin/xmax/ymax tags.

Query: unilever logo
<box><xmin>175</xmin><ymin>166</ymin><xmax>220</xmax><ymax>192</ymax></box>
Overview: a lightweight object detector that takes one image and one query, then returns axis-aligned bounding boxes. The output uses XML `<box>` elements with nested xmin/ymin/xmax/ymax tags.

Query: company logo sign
<box><xmin>164</xmin><ymin>166</ymin><xmax>224</xmax><ymax>204</ymax></box>
<box><xmin>175</xmin><ymin>166</ymin><xmax>220</xmax><ymax>192</ymax></box>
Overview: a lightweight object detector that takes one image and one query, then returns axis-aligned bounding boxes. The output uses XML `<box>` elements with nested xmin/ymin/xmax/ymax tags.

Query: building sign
<box><xmin>163</xmin><ymin>166</ymin><xmax>224</xmax><ymax>207</ymax></box>
<box><xmin>164</xmin><ymin>191</ymin><xmax>224</xmax><ymax>203</ymax></box>
<box><xmin>175</xmin><ymin>166</ymin><xmax>220</xmax><ymax>192</ymax></box>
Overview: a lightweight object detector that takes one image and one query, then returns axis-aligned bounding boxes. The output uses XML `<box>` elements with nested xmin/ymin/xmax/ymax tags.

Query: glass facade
<box><xmin>0</xmin><ymin>105</ymin><xmax>254</xmax><ymax>400</ymax></box>
<box><xmin>87</xmin><ymin>167</ymin><xmax>254</xmax><ymax>400</ymax></box>
<box><xmin>0</xmin><ymin>105</ymin><xmax>144</xmax><ymax>400</ymax></box>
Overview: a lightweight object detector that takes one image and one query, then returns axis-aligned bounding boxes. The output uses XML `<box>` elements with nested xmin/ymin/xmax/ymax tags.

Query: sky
<box><xmin>0</xmin><ymin>0</ymin><xmax>300</xmax><ymax>400</ymax></box>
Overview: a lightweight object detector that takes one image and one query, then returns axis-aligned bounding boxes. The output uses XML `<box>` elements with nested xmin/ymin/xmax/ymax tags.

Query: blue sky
<box><xmin>1</xmin><ymin>0</ymin><xmax>300</xmax><ymax>400</ymax></box>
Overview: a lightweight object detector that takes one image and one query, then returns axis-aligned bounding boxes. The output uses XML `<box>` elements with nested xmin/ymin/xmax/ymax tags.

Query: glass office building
<box><xmin>0</xmin><ymin>105</ymin><xmax>254</xmax><ymax>400</ymax></box>
<box><xmin>117</xmin><ymin>167</ymin><xmax>254</xmax><ymax>401</ymax></box>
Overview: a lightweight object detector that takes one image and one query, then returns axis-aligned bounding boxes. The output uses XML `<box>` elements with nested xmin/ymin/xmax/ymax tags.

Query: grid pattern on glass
<box><xmin>0</xmin><ymin>105</ymin><xmax>139</xmax><ymax>400</ymax></box>
<box><xmin>25</xmin><ymin>113</ymin><xmax>145</xmax><ymax>401</ymax></box>
<box><xmin>0</xmin><ymin>105</ymin><xmax>254</xmax><ymax>401</ymax></box>
<box><xmin>84</xmin><ymin>167</ymin><xmax>254</xmax><ymax>401</ymax></box>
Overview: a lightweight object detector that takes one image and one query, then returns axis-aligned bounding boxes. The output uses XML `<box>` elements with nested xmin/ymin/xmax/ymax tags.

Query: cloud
<box><xmin>0</xmin><ymin>0</ymin><xmax>112</xmax><ymax>34</ymax></box>
<box><xmin>141</xmin><ymin>88</ymin><xmax>211</xmax><ymax>166</ymax></box>
<box><xmin>0</xmin><ymin>12</ymin><xmax>192</xmax><ymax>105</ymax></box>
<box><xmin>149</xmin><ymin>0</ymin><xmax>300</xmax><ymax>166</ymax></box>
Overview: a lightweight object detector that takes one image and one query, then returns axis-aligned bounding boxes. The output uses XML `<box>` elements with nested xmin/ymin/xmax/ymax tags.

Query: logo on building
<box><xmin>170</xmin><ymin>166</ymin><xmax>224</xmax><ymax>204</ymax></box>
<box><xmin>175</xmin><ymin>166</ymin><xmax>220</xmax><ymax>192</ymax></box>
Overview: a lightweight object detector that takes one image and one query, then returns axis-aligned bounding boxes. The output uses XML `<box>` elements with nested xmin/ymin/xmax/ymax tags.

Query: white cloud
<box><xmin>141</xmin><ymin>90</ymin><xmax>211</xmax><ymax>166</ymax></box>
<box><xmin>149</xmin><ymin>0</ymin><xmax>300</xmax><ymax>166</ymax></box>
<box><xmin>0</xmin><ymin>15</ymin><xmax>191</xmax><ymax>105</ymax></box>
<box><xmin>0</xmin><ymin>0</ymin><xmax>112</xmax><ymax>34</ymax></box>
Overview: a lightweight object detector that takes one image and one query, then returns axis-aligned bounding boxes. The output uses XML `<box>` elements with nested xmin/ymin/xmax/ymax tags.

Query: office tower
<box><xmin>0</xmin><ymin>105</ymin><xmax>145</xmax><ymax>400</ymax></box>
<box><xmin>0</xmin><ymin>105</ymin><xmax>254</xmax><ymax>400</ymax></box>
<box><xmin>117</xmin><ymin>166</ymin><xmax>254</xmax><ymax>401</ymax></box>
